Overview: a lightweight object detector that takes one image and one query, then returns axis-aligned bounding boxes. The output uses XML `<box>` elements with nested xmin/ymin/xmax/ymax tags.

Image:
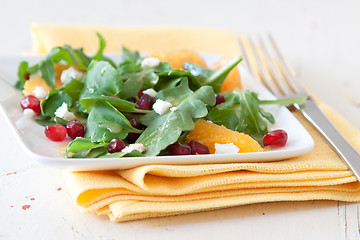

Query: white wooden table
<box><xmin>1</xmin><ymin>0</ymin><xmax>360</xmax><ymax>239</ymax></box>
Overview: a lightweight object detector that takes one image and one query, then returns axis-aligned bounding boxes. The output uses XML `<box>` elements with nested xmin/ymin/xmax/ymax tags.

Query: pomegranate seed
<box><xmin>135</xmin><ymin>94</ymin><xmax>153</xmax><ymax>110</ymax></box>
<box><xmin>66</xmin><ymin>120</ymin><xmax>85</xmax><ymax>139</ymax></box>
<box><xmin>20</xmin><ymin>95</ymin><xmax>41</xmax><ymax>113</ymax></box>
<box><xmin>44</xmin><ymin>124</ymin><xmax>67</xmax><ymax>141</ymax></box>
<box><xmin>24</xmin><ymin>72</ymin><xmax>30</xmax><ymax>80</ymax></box>
<box><xmin>126</xmin><ymin>118</ymin><xmax>142</xmax><ymax>143</ymax></box>
<box><xmin>167</xmin><ymin>142</ymin><xmax>191</xmax><ymax>155</ymax></box>
<box><xmin>108</xmin><ymin>138</ymin><xmax>127</xmax><ymax>153</ymax></box>
<box><xmin>263</xmin><ymin>129</ymin><xmax>288</xmax><ymax>147</ymax></box>
<box><xmin>215</xmin><ymin>94</ymin><xmax>225</xmax><ymax>106</ymax></box>
<box><xmin>189</xmin><ymin>141</ymin><xmax>209</xmax><ymax>154</ymax></box>
<box><xmin>137</xmin><ymin>89</ymin><xmax>145</xmax><ymax>98</ymax></box>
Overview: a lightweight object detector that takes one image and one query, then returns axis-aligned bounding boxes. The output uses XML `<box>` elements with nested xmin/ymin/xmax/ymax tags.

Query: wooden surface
<box><xmin>1</xmin><ymin>0</ymin><xmax>360</xmax><ymax>239</ymax></box>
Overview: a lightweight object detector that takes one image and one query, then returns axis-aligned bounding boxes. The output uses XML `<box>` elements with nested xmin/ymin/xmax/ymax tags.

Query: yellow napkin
<box><xmin>31</xmin><ymin>23</ymin><xmax>360</xmax><ymax>222</ymax></box>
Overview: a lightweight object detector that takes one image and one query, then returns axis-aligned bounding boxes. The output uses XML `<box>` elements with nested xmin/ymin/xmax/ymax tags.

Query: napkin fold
<box><xmin>31</xmin><ymin>23</ymin><xmax>360</xmax><ymax>222</ymax></box>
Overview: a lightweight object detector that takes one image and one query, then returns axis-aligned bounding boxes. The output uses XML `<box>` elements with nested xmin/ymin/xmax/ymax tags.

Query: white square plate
<box><xmin>0</xmin><ymin>54</ymin><xmax>314</xmax><ymax>171</ymax></box>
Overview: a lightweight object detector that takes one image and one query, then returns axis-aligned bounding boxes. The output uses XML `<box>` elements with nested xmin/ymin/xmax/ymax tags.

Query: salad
<box><xmin>16</xmin><ymin>34</ymin><xmax>298</xmax><ymax>159</ymax></box>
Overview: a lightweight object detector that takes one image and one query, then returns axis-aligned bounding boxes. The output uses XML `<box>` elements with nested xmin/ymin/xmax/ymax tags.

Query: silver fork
<box><xmin>238</xmin><ymin>34</ymin><xmax>360</xmax><ymax>181</ymax></box>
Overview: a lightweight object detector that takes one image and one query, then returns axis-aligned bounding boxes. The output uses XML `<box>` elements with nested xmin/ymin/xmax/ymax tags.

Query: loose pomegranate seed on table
<box><xmin>44</xmin><ymin>124</ymin><xmax>67</xmax><ymax>142</ymax></box>
<box><xmin>135</xmin><ymin>94</ymin><xmax>153</xmax><ymax>111</ymax></box>
<box><xmin>188</xmin><ymin>141</ymin><xmax>209</xmax><ymax>154</ymax></box>
<box><xmin>108</xmin><ymin>138</ymin><xmax>127</xmax><ymax>153</ymax></box>
<box><xmin>167</xmin><ymin>142</ymin><xmax>191</xmax><ymax>155</ymax></box>
<box><xmin>20</xmin><ymin>95</ymin><xmax>41</xmax><ymax>113</ymax></box>
<box><xmin>66</xmin><ymin>120</ymin><xmax>85</xmax><ymax>139</ymax></box>
<box><xmin>214</xmin><ymin>94</ymin><xmax>225</xmax><ymax>106</ymax></box>
<box><xmin>263</xmin><ymin>129</ymin><xmax>288</xmax><ymax>147</ymax></box>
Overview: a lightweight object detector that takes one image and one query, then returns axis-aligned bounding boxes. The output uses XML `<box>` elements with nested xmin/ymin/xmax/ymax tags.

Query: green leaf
<box><xmin>121</xmin><ymin>47</ymin><xmax>141</xmax><ymax>64</ymax></box>
<box><xmin>183</xmin><ymin>56</ymin><xmax>242</xmax><ymax>93</ymax></box>
<box><xmin>211</xmin><ymin>90</ymin><xmax>274</xmax><ymax>143</ymax></box>
<box><xmin>137</xmin><ymin>79</ymin><xmax>215</xmax><ymax>156</ymax></box>
<box><xmin>16</xmin><ymin>61</ymin><xmax>29</xmax><ymax>89</ymax></box>
<box><xmin>59</xmin><ymin>78</ymin><xmax>84</xmax><ymax>102</ymax></box>
<box><xmin>80</xmin><ymin>95</ymin><xmax>149</xmax><ymax>113</ymax></box>
<box><xmin>91</xmin><ymin>33</ymin><xmax>106</xmax><ymax>61</ymax></box>
<box><xmin>118</xmin><ymin>70</ymin><xmax>159</xmax><ymax>99</ymax></box>
<box><xmin>83</xmin><ymin>61</ymin><xmax>122</xmax><ymax>96</ymax></box>
<box><xmin>85</xmin><ymin>101</ymin><xmax>142</xmax><ymax>142</ymax></box>
<box><xmin>99</xmin><ymin>150</ymin><xmax>144</xmax><ymax>158</ymax></box>
<box><xmin>41</xmin><ymin>90</ymin><xmax>72</xmax><ymax>117</ymax></box>
<box><xmin>39</xmin><ymin>54</ymin><xmax>56</xmax><ymax>88</ymax></box>
<box><xmin>66</xmin><ymin>138</ymin><xmax>108</xmax><ymax>158</ymax></box>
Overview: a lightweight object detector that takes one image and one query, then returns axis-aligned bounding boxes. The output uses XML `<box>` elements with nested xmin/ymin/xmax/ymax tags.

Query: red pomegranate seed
<box><xmin>263</xmin><ymin>129</ymin><xmax>288</xmax><ymax>147</ymax></box>
<box><xmin>137</xmin><ymin>89</ymin><xmax>145</xmax><ymax>98</ymax></box>
<box><xmin>108</xmin><ymin>138</ymin><xmax>127</xmax><ymax>153</ymax></box>
<box><xmin>44</xmin><ymin>124</ymin><xmax>67</xmax><ymax>141</ymax></box>
<box><xmin>66</xmin><ymin>120</ymin><xmax>85</xmax><ymax>139</ymax></box>
<box><xmin>214</xmin><ymin>94</ymin><xmax>225</xmax><ymax>106</ymax></box>
<box><xmin>188</xmin><ymin>141</ymin><xmax>209</xmax><ymax>154</ymax></box>
<box><xmin>167</xmin><ymin>142</ymin><xmax>191</xmax><ymax>155</ymax></box>
<box><xmin>20</xmin><ymin>95</ymin><xmax>41</xmax><ymax>113</ymax></box>
<box><xmin>135</xmin><ymin>94</ymin><xmax>153</xmax><ymax>110</ymax></box>
<box><xmin>126</xmin><ymin>118</ymin><xmax>142</xmax><ymax>143</ymax></box>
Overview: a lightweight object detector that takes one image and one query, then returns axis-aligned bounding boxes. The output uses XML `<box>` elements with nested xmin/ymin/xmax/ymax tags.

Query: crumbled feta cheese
<box><xmin>142</xmin><ymin>88</ymin><xmax>157</xmax><ymax>98</ymax></box>
<box><xmin>122</xmin><ymin>143</ymin><xmax>147</xmax><ymax>153</ymax></box>
<box><xmin>141</xmin><ymin>57</ymin><xmax>160</xmax><ymax>68</ymax></box>
<box><xmin>170</xmin><ymin>106</ymin><xmax>178</xmax><ymax>112</ymax></box>
<box><xmin>32</xmin><ymin>86</ymin><xmax>48</xmax><ymax>99</ymax></box>
<box><xmin>54</xmin><ymin>102</ymin><xmax>76</xmax><ymax>121</ymax></box>
<box><xmin>60</xmin><ymin>66</ymin><xmax>84</xmax><ymax>83</ymax></box>
<box><xmin>153</xmin><ymin>99</ymin><xmax>173</xmax><ymax>115</ymax></box>
<box><xmin>214</xmin><ymin>143</ymin><xmax>239</xmax><ymax>154</ymax></box>
<box><xmin>23</xmin><ymin>108</ymin><xmax>35</xmax><ymax>119</ymax></box>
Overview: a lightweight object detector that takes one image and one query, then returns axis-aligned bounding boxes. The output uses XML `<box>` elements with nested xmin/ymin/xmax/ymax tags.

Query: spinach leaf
<box><xmin>85</xmin><ymin>101</ymin><xmax>142</xmax><ymax>142</ymax></box>
<box><xmin>66</xmin><ymin>137</ymin><xmax>108</xmax><ymax>158</ymax></box>
<box><xmin>137</xmin><ymin>79</ymin><xmax>215</xmax><ymax>156</ymax></box>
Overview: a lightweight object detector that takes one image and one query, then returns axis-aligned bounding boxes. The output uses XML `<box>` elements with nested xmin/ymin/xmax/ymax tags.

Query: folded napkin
<box><xmin>31</xmin><ymin>23</ymin><xmax>360</xmax><ymax>222</ymax></box>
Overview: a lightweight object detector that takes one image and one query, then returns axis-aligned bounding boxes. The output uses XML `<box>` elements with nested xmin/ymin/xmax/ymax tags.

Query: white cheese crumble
<box><xmin>142</xmin><ymin>88</ymin><xmax>157</xmax><ymax>98</ymax></box>
<box><xmin>60</xmin><ymin>66</ymin><xmax>84</xmax><ymax>83</ymax></box>
<box><xmin>54</xmin><ymin>102</ymin><xmax>76</xmax><ymax>121</ymax></box>
<box><xmin>122</xmin><ymin>143</ymin><xmax>147</xmax><ymax>153</ymax></box>
<box><xmin>32</xmin><ymin>86</ymin><xmax>48</xmax><ymax>99</ymax></box>
<box><xmin>141</xmin><ymin>57</ymin><xmax>160</xmax><ymax>69</ymax></box>
<box><xmin>214</xmin><ymin>143</ymin><xmax>239</xmax><ymax>154</ymax></box>
<box><xmin>153</xmin><ymin>99</ymin><xmax>173</xmax><ymax>115</ymax></box>
<box><xmin>23</xmin><ymin>108</ymin><xmax>35</xmax><ymax>119</ymax></box>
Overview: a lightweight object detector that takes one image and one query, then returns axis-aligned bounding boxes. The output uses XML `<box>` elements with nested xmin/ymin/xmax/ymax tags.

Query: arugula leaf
<box><xmin>80</xmin><ymin>95</ymin><xmax>149</xmax><ymax>113</ymax></box>
<box><xmin>66</xmin><ymin>138</ymin><xmax>108</xmax><ymax>158</ymax></box>
<box><xmin>41</xmin><ymin>90</ymin><xmax>72</xmax><ymax>117</ymax></box>
<box><xmin>137</xmin><ymin>79</ymin><xmax>215</xmax><ymax>156</ymax></box>
<box><xmin>15</xmin><ymin>61</ymin><xmax>29</xmax><ymax>90</ymax></box>
<box><xmin>85</xmin><ymin>101</ymin><xmax>142</xmax><ymax>142</ymax></box>
<box><xmin>100</xmin><ymin>150</ymin><xmax>144</xmax><ymax>158</ymax></box>
<box><xmin>183</xmin><ymin>56</ymin><xmax>242</xmax><ymax>93</ymax></box>
<box><xmin>58</xmin><ymin>78</ymin><xmax>84</xmax><ymax>102</ymax></box>
<box><xmin>91</xmin><ymin>33</ymin><xmax>106</xmax><ymax>61</ymax></box>
<box><xmin>39</xmin><ymin>53</ymin><xmax>57</xmax><ymax>88</ymax></box>
<box><xmin>118</xmin><ymin>70</ymin><xmax>159</xmax><ymax>99</ymax></box>
<box><xmin>121</xmin><ymin>47</ymin><xmax>141</xmax><ymax>64</ymax></box>
<box><xmin>82</xmin><ymin>61</ymin><xmax>122</xmax><ymax>96</ymax></box>
<box><xmin>208</xmin><ymin>90</ymin><xmax>274</xmax><ymax>143</ymax></box>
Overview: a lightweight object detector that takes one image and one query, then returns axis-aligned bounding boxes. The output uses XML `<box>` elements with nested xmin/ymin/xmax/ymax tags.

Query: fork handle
<box><xmin>295</xmin><ymin>100</ymin><xmax>360</xmax><ymax>181</ymax></box>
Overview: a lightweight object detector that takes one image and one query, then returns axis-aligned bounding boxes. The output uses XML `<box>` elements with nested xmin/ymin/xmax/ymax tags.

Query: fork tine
<box><xmin>246</xmin><ymin>36</ymin><xmax>283</xmax><ymax>97</ymax></box>
<box><xmin>267</xmin><ymin>34</ymin><xmax>305</xmax><ymax>94</ymax></box>
<box><xmin>257</xmin><ymin>35</ymin><xmax>294</xmax><ymax>96</ymax></box>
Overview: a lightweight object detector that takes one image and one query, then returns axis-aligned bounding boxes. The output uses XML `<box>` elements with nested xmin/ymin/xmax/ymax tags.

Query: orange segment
<box><xmin>149</xmin><ymin>49</ymin><xmax>207</xmax><ymax>70</ymax></box>
<box><xmin>22</xmin><ymin>64</ymin><xmax>71</xmax><ymax>97</ymax></box>
<box><xmin>185</xmin><ymin>119</ymin><xmax>263</xmax><ymax>154</ymax></box>
<box><xmin>212</xmin><ymin>57</ymin><xmax>242</xmax><ymax>92</ymax></box>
